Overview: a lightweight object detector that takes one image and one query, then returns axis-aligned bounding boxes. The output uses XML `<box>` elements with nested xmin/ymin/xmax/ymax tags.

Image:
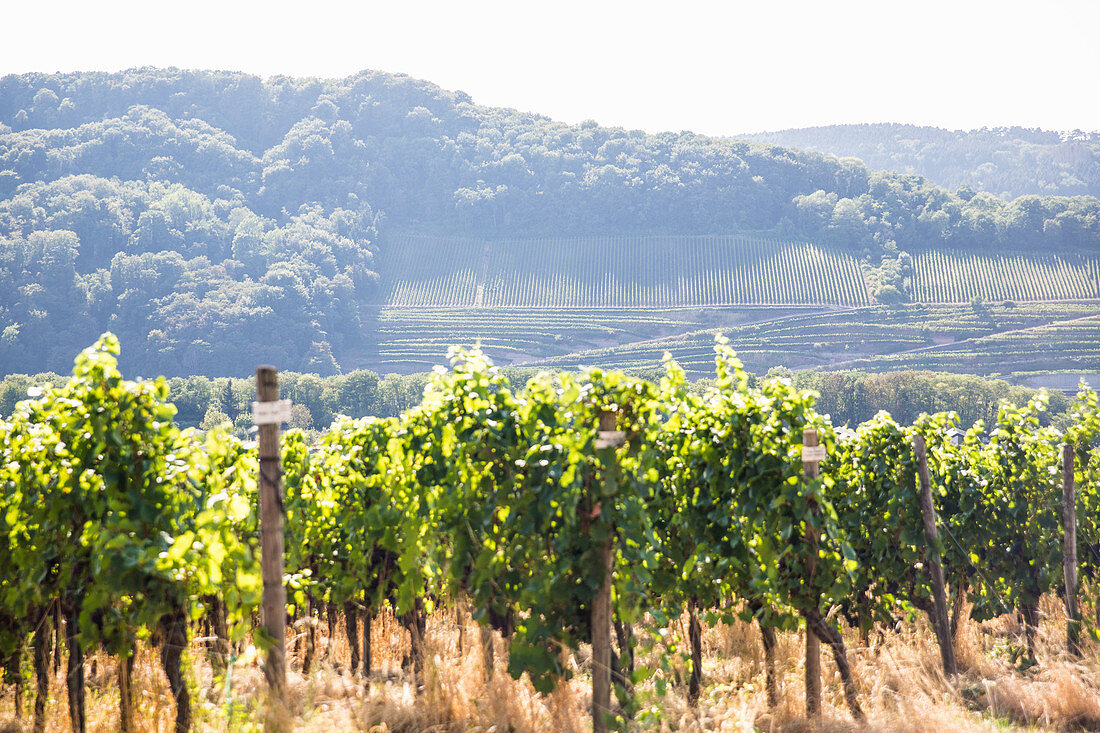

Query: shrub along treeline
<box><xmin>1</xmin><ymin>69</ymin><xmax>1099</xmax><ymax>376</ymax></box>
<box><xmin>0</xmin><ymin>362</ymin><xmax>1070</xmax><ymax>434</ymax></box>
<box><xmin>783</xmin><ymin>369</ymin><xmax>1069</xmax><ymax>429</ymax></box>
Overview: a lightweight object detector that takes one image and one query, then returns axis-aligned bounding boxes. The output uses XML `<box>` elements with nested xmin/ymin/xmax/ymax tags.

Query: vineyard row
<box><xmin>379</xmin><ymin>235</ymin><xmax>1100</xmax><ymax>308</ymax></box>
<box><xmin>1</xmin><ymin>335</ymin><xmax>1099</xmax><ymax>731</ymax></box>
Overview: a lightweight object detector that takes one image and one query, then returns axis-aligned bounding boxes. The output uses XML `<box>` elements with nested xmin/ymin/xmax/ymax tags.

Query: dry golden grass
<box><xmin>1</xmin><ymin>597</ymin><xmax>1098</xmax><ymax>732</ymax></box>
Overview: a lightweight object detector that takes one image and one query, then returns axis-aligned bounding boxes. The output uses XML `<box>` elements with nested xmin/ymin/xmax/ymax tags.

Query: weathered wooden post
<box><xmin>800</xmin><ymin>431</ymin><xmax>864</xmax><ymax>720</ymax></box>
<box><xmin>255</xmin><ymin>366</ymin><xmax>290</xmax><ymax>697</ymax></box>
<box><xmin>913</xmin><ymin>434</ymin><xmax>957</xmax><ymax>677</ymax></box>
<box><xmin>1063</xmin><ymin>443</ymin><xmax>1080</xmax><ymax>656</ymax></box>
<box><xmin>32</xmin><ymin>609</ymin><xmax>51</xmax><ymax>733</ymax></box>
<box><xmin>118</xmin><ymin>644</ymin><xmax>134</xmax><ymax>733</ymax></box>
<box><xmin>362</xmin><ymin>597</ymin><xmax>372</xmax><ymax>678</ymax></box>
<box><xmin>592</xmin><ymin>409</ymin><xmax>624</xmax><ymax>733</ymax></box>
<box><xmin>801</xmin><ymin>428</ymin><xmax>824</xmax><ymax>718</ymax></box>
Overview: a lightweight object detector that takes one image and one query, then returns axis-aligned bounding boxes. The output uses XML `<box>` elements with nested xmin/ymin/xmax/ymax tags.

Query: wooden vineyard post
<box><xmin>1063</xmin><ymin>443</ymin><xmax>1081</xmax><ymax>656</ymax></box>
<box><xmin>592</xmin><ymin>409</ymin><xmax>624</xmax><ymax>733</ymax></box>
<box><xmin>255</xmin><ymin>366</ymin><xmax>289</xmax><ymax>698</ymax></box>
<box><xmin>801</xmin><ymin>428</ymin><xmax>823</xmax><ymax>718</ymax></box>
<box><xmin>913</xmin><ymin>435</ymin><xmax>957</xmax><ymax>677</ymax></box>
<box><xmin>801</xmin><ymin>432</ymin><xmax>864</xmax><ymax>721</ymax></box>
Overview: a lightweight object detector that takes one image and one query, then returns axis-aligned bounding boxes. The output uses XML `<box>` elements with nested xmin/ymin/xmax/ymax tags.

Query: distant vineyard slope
<box><xmin>380</xmin><ymin>234</ymin><xmax>1100</xmax><ymax>309</ymax></box>
<box><xmin>361</xmin><ymin>234</ymin><xmax>1099</xmax><ymax>377</ymax></box>
<box><xmin>381</xmin><ymin>234</ymin><xmax>871</xmax><ymax>308</ymax></box>
<box><xmin>911</xmin><ymin>250</ymin><xmax>1100</xmax><ymax>303</ymax></box>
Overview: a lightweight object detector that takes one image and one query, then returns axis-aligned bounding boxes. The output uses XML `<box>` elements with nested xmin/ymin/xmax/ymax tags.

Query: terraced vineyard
<box><xmin>912</xmin><ymin>250</ymin><xmax>1100</xmax><ymax>302</ymax></box>
<box><xmin>380</xmin><ymin>234</ymin><xmax>871</xmax><ymax>308</ymax></box>
<box><xmin>527</xmin><ymin>302</ymin><xmax>1100</xmax><ymax>378</ymax></box>
<box><xmin>847</xmin><ymin>314</ymin><xmax>1100</xmax><ymax>375</ymax></box>
<box><xmin>357</xmin><ymin>306</ymin><xmax>812</xmax><ymax>370</ymax></box>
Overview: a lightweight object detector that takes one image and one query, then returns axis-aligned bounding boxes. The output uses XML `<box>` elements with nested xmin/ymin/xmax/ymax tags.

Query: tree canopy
<box><xmin>742</xmin><ymin>123</ymin><xmax>1100</xmax><ymax>200</ymax></box>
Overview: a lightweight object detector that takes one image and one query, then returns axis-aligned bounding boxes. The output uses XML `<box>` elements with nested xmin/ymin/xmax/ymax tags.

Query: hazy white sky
<box><xmin>3</xmin><ymin>0</ymin><xmax>1098</xmax><ymax>136</ymax></box>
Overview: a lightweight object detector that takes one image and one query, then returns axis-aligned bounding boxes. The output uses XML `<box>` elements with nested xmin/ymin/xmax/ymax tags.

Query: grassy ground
<box><xmin>1</xmin><ymin>597</ymin><xmax>1098</xmax><ymax>732</ymax></box>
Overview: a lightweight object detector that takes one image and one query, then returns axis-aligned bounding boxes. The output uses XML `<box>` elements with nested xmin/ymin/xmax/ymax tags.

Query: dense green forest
<box><xmin>1</xmin><ymin>69</ymin><xmax>1098</xmax><ymax>376</ymax></box>
<box><xmin>741</xmin><ymin>124</ymin><xmax>1100</xmax><ymax>200</ymax></box>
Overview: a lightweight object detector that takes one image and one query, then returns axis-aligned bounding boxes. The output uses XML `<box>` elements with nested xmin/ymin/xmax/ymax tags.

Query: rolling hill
<box><xmin>0</xmin><ymin>68</ymin><xmax>1097</xmax><ymax>379</ymax></box>
<box><xmin>738</xmin><ymin>124</ymin><xmax>1100</xmax><ymax>199</ymax></box>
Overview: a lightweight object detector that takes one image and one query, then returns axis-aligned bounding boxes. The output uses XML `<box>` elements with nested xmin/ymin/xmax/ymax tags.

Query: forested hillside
<box><xmin>1</xmin><ymin>69</ymin><xmax>1098</xmax><ymax>376</ymax></box>
<box><xmin>740</xmin><ymin>124</ymin><xmax>1100</xmax><ymax>199</ymax></box>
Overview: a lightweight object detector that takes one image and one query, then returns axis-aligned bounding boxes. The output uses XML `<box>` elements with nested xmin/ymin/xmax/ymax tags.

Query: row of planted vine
<box><xmin>2</xmin><ymin>333</ymin><xmax>1099</xmax><ymax>732</ymax></box>
<box><xmin>385</xmin><ymin>234</ymin><xmax>872</xmax><ymax>309</ymax></box>
<box><xmin>911</xmin><ymin>250</ymin><xmax>1100</xmax><ymax>303</ymax></box>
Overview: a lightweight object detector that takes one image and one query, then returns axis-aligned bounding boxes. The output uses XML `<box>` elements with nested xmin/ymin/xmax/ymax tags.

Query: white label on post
<box><xmin>801</xmin><ymin>445</ymin><xmax>827</xmax><ymax>463</ymax></box>
<box><xmin>595</xmin><ymin>430</ymin><xmax>627</xmax><ymax>449</ymax></box>
<box><xmin>253</xmin><ymin>399</ymin><xmax>293</xmax><ymax>425</ymax></box>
